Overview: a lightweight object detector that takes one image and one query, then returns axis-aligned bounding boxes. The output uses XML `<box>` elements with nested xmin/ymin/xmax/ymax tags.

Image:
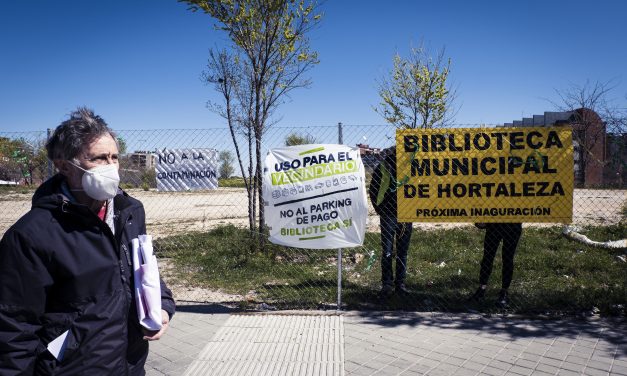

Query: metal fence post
<box><xmin>337</xmin><ymin>248</ymin><xmax>342</xmax><ymax>311</ymax></box>
<box><xmin>46</xmin><ymin>128</ymin><xmax>53</xmax><ymax>180</ymax></box>
<box><xmin>338</xmin><ymin>122</ymin><xmax>343</xmax><ymax>145</ymax></box>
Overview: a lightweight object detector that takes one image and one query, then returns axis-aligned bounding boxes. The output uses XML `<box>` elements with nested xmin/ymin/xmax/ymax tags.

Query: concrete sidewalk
<box><xmin>147</xmin><ymin>305</ymin><xmax>626</xmax><ymax>375</ymax></box>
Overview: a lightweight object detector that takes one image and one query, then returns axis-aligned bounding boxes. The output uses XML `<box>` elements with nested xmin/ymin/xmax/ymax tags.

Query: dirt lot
<box><xmin>1</xmin><ymin>188</ymin><xmax>623</xmax><ymax>303</ymax></box>
<box><xmin>0</xmin><ymin>188</ymin><xmax>624</xmax><ymax>237</ymax></box>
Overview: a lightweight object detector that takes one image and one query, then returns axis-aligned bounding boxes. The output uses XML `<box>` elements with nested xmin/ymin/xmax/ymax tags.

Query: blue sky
<box><xmin>1</xmin><ymin>0</ymin><xmax>626</xmax><ymax>132</ymax></box>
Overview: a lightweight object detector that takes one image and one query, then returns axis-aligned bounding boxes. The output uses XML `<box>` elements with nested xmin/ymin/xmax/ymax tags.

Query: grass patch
<box><xmin>0</xmin><ymin>185</ymin><xmax>36</xmax><ymax>195</ymax></box>
<box><xmin>157</xmin><ymin>223</ymin><xmax>626</xmax><ymax>316</ymax></box>
<box><xmin>218</xmin><ymin>177</ymin><xmax>247</xmax><ymax>188</ymax></box>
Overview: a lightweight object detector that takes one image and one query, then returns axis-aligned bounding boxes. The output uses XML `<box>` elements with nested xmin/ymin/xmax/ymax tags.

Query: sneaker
<box><xmin>380</xmin><ymin>284</ymin><xmax>394</xmax><ymax>298</ymax></box>
<box><xmin>497</xmin><ymin>289</ymin><xmax>509</xmax><ymax>308</ymax></box>
<box><xmin>396</xmin><ymin>283</ymin><xmax>410</xmax><ymax>295</ymax></box>
<box><xmin>468</xmin><ymin>287</ymin><xmax>486</xmax><ymax>302</ymax></box>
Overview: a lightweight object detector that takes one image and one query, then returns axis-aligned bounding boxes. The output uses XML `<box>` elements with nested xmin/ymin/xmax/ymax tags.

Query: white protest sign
<box><xmin>155</xmin><ymin>149</ymin><xmax>219</xmax><ymax>191</ymax></box>
<box><xmin>263</xmin><ymin>144</ymin><xmax>367</xmax><ymax>249</ymax></box>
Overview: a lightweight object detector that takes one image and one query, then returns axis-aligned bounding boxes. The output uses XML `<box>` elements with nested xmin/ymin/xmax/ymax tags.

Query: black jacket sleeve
<box><xmin>160</xmin><ymin>281</ymin><xmax>175</xmax><ymax>320</ymax></box>
<box><xmin>0</xmin><ymin>230</ymin><xmax>50</xmax><ymax>375</ymax></box>
<box><xmin>368</xmin><ymin>163</ymin><xmax>382</xmax><ymax>215</ymax></box>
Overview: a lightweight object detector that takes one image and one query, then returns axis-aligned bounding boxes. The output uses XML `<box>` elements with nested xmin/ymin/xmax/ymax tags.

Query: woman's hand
<box><xmin>142</xmin><ymin>309</ymin><xmax>170</xmax><ymax>341</ymax></box>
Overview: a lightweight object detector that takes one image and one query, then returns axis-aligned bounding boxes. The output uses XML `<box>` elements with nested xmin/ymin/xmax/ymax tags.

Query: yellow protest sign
<box><xmin>395</xmin><ymin>126</ymin><xmax>574</xmax><ymax>223</ymax></box>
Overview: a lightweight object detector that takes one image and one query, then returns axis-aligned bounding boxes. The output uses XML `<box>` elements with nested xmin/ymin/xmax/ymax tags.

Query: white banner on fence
<box><xmin>155</xmin><ymin>148</ymin><xmax>219</xmax><ymax>191</ymax></box>
<box><xmin>263</xmin><ymin>144</ymin><xmax>367</xmax><ymax>249</ymax></box>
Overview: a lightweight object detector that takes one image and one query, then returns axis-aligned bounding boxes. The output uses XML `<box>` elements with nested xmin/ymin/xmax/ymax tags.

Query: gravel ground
<box><xmin>0</xmin><ymin>188</ymin><xmax>624</xmax><ymax>237</ymax></box>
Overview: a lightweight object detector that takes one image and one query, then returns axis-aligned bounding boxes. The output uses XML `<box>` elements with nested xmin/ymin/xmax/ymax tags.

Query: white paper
<box><xmin>132</xmin><ymin>235</ymin><xmax>163</xmax><ymax>331</ymax></box>
<box><xmin>138</xmin><ymin>234</ymin><xmax>154</xmax><ymax>262</ymax></box>
<box><xmin>47</xmin><ymin>330</ymin><xmax>69</xmax><ymax>361</ymax></box>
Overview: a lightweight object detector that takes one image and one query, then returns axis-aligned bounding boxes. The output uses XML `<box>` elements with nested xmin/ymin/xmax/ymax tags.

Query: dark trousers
<box><xmin>380</xmin><ymin>214</ymin><xmax>413</xmax><ymax>286</ymax></box>
<box><xmin>479</xmin><ymin>223</ymin><xmax>522</xmax><ymax>290</ymax></box>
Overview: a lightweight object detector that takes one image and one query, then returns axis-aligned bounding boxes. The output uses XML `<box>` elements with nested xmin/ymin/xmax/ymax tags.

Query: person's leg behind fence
<box><xmin>500</xmin><ymin>223</ymin><xmax>522</xmax><ymax>290</ymax></box>
<box><xmin>394</xmin><ymin>221</ymin><xmax>413</xmax><ymax>294</ymax></box>
<box><xmin>379</xmin><ymin>213</ymin><xmax>396</xmax><ymax>297</ymax></box>
<box><xmin>470</xmin><ymin>224</ymin><xmax>503</xmax><ymax>301</ymax></box>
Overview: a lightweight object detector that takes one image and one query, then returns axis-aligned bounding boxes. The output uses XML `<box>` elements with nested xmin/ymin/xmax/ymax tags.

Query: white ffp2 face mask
<box><xmin>70</xmin><ymin>162</ymin><xmax>120</xmax><ymax>201</ymax></box>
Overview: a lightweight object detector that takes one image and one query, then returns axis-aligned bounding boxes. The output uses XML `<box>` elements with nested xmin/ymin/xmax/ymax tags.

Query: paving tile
<box><xmin>535</xmin><ymin>363</ymin><xmax>560</xmax><ymax>374</ymax></box>
<box><xmin>481</xmin><ymin>366</ymin><xmax>506</xmax><ymax>376</ymax></box>
<box><xmin>525</xmin><ymin>344</ymin><xmax>550</xmax><ymax>356</ymax></box>
<box><xmin>610</xmin><ymin>365</ymin><xmax>627</xmax><ymax>375</ymax></box>
<box><xmin>564</xmin><ymin>354</ymin><xmax>588</xmax><ymax>366</ymax></box>
<box><xmin>507</xmin><ymin>365</ymin><xmax>533</xmax><ymax>376</ymax></box>
<box><xmin>469</xmin><ymin>354</ymin><xmax>492</xmax><ymax>366</ymax></box>
<box><xmin>397</xmin><ymin>369</ymin><xmax>423</xmax><ymax>376</ymax></box>
<box><xmin>388</xmin><ymin>358</ymin><xmax>415</xmax><ymax>371</ymax></box>
<box><xmin>460</xmin><ymin>361</ymin><xmax>484</xmax><ymax>372</ymax></box>
<box><xmin>376</xmin><ymin>364</ymin><xmax>404</xmax><ymax>375</ymax></box>
<box><xmin>455</xmin><ymin>349</ymin><xmax>478</xmax><ymax>358</ymax></box>
<box><xmin>417</xmin><ymin>357</ymin><xmax>440</xmax><ymax>369</ymax></box>
<box><xmin>556</xmin><ymin>369</ymin><xmax>582</xmax><ymax>376</ymax></box>
<box><xmin>452</xmin><ymin>369</ymin><xmax>479</xmax><ymax>376</ymax></box>
<box><xmin>590</xmin><ymin>354</ymin><xmax>617</xmax><ymax>364</ymax></box>
<box><xmin>544</xmin><ymin>351</ymin><xmax>569</xmax><ymax>361</ymax></box>
<box><xmin>362</xmin><ymin>360</ymin><xmax>391</xmax><ymax>372</ymax></box>
<box><xmin>583</xmin><ymin>367</ymin><xmax>613</xmax><ymax>376</ymax></box>
<box><xmin>373</xmin><ymin>353</ymin><xmax>397</xmax><ymax>365</ymax></box>
<box><xmin>427</xmin><ymin>368</ymin><xmax>457</xmax><ymax>376</ymax></box>
<box><xmin>586</xmin><ymin>359</ymin><xmax>613</xmax><ymax>371</ymax></box>
<box><xmin>613</xmin><ymin>359</ymin><xmax>627</xmax><ymax>368</ymax></box>
<box><xmin>487</xmin><ymin>359</ymin><xmax>511</xmax><ymax>371</ymax></box>
<box><xmin>514</xmin><ymin>358</ymin><xmax>537</xmax><ymax>369</ymax></box>
<box><xmin>493</xmin><ymin>352</ymin><xmax>517</xmax><ymax>363</ymax></box>
<box><xmin>406</xmin><ymin>362</ymin><xmax>432</xmax><ymax>374</ymax></box>
<box><xmin>560</xmin><ymin>361</ymin><xmax>586</xmax><ymax>373</ymax></box>
<box><xmin>517</xmin><ymin>352</ymin><xmax>541</xmax><ymax>363</ymax></box>
<box><xmin>443</xmin><ymin>356</ymin><xmax>467</xmax><ymax>367</ymax></box>
<box><xmin>504</xmin><ymin>343</ymin><xmax>526</xmax><ymax>353</ymax></box>
<box><xmin>146</xmin><ymin>310</ymin><xmax>627</xmax><ymax>376</ymax></box>
<box><xmin>347</xmin><ymin>365</ymin><xmax>377</xmax><ymax>376</ymax></box>
<box><xmin>533</xmin><ymin>338</ymin><xmax>555</xmax><ymax>346</ymax></box>
<box><xmin>424</xmin><ymin>352</ymin><xmax>448</xmax><ymax>362</ymax></box>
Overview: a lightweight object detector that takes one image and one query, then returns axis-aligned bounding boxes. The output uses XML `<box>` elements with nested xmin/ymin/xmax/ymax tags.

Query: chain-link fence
<box><xmin>0</xmin><ymin>124</ymin><xmax>625</xmax><ymax>316</ymax></box>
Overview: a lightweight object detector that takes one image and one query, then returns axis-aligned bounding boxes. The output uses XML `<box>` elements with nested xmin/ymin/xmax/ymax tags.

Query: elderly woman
<box><xmin>0</xmin><ymin>107</ymin><xmax>175</xmax><ymax>375</ymax></box>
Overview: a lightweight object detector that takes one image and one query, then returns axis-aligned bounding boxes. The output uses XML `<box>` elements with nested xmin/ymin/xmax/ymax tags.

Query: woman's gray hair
<box><xmin>46</xmin><ymin>107</ymin><xmax>117</xmax><ymax>160</ymax></box>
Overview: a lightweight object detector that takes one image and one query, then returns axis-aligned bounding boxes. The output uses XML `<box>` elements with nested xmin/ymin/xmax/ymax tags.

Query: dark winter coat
<box><xmin>368</xmin><ymin>150</ymin><xmax>398</xmax><ymax>218</ymax></box>
<box><xmin>0</xmin><ymin>174</ymin><xmax>175</xmax><ymax>375</ymax></box>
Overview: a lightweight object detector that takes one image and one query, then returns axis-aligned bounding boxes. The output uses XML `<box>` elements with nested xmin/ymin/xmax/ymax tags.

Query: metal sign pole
<box><xmin>337</xmin><ymin>248</ymin><xmax>342</xmax><ymax>311</ymax></box>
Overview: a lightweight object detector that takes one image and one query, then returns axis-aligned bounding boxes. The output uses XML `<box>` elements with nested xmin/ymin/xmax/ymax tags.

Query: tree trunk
<box><xmin>226</xmin><ymin>120</ymin><xmax>253</xmax><ymax>233</ymax></box>
<box><xmin>248</xmin><ymin>130</ymin><xmax>256</xmax><ymax>238</ymax></box>
<box><xmin>255</xmin><ymin>131</ymin><xmax>266</xmax><ymax>252</ymax></box>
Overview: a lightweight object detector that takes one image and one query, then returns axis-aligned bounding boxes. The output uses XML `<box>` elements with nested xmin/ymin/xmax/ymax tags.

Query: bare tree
<box><xmin>603</xmin><ymin>93</ymin><xmax>627</xmax><ymax>135</ymax></box>
<box><xmin>551</xmin><ymin>80</ymin><xmax>626</xmax><ymax>185</ymax></box>
<box><xmin>203</xmin><ymin>49</ymin><xmax>257</xmax><ymax>232</ymax></box>
<box><xmin>182</xmin><ymin>0</ymin><xmax>322</xmax><ymax>249</ymax></box>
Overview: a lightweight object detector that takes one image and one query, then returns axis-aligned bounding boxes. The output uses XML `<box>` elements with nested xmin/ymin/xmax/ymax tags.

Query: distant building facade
<box><xmin>504</xmin><ymin>108</ymin><xmax>623</xmax><ymax>188</ymax></box>
<box><xmin>356</xmin><ymin>143</ymin><xmax>381</xmax><ymax>172</ymax></box>
<box><xmin>128</xmin><ymin>151</ymin><xmax>156</xmax><ymax>170</ymax></box>
<box><xmin>604</xmin><ymin>132</ymin><xmax>627</xmax><ymax>188</ymax></box>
